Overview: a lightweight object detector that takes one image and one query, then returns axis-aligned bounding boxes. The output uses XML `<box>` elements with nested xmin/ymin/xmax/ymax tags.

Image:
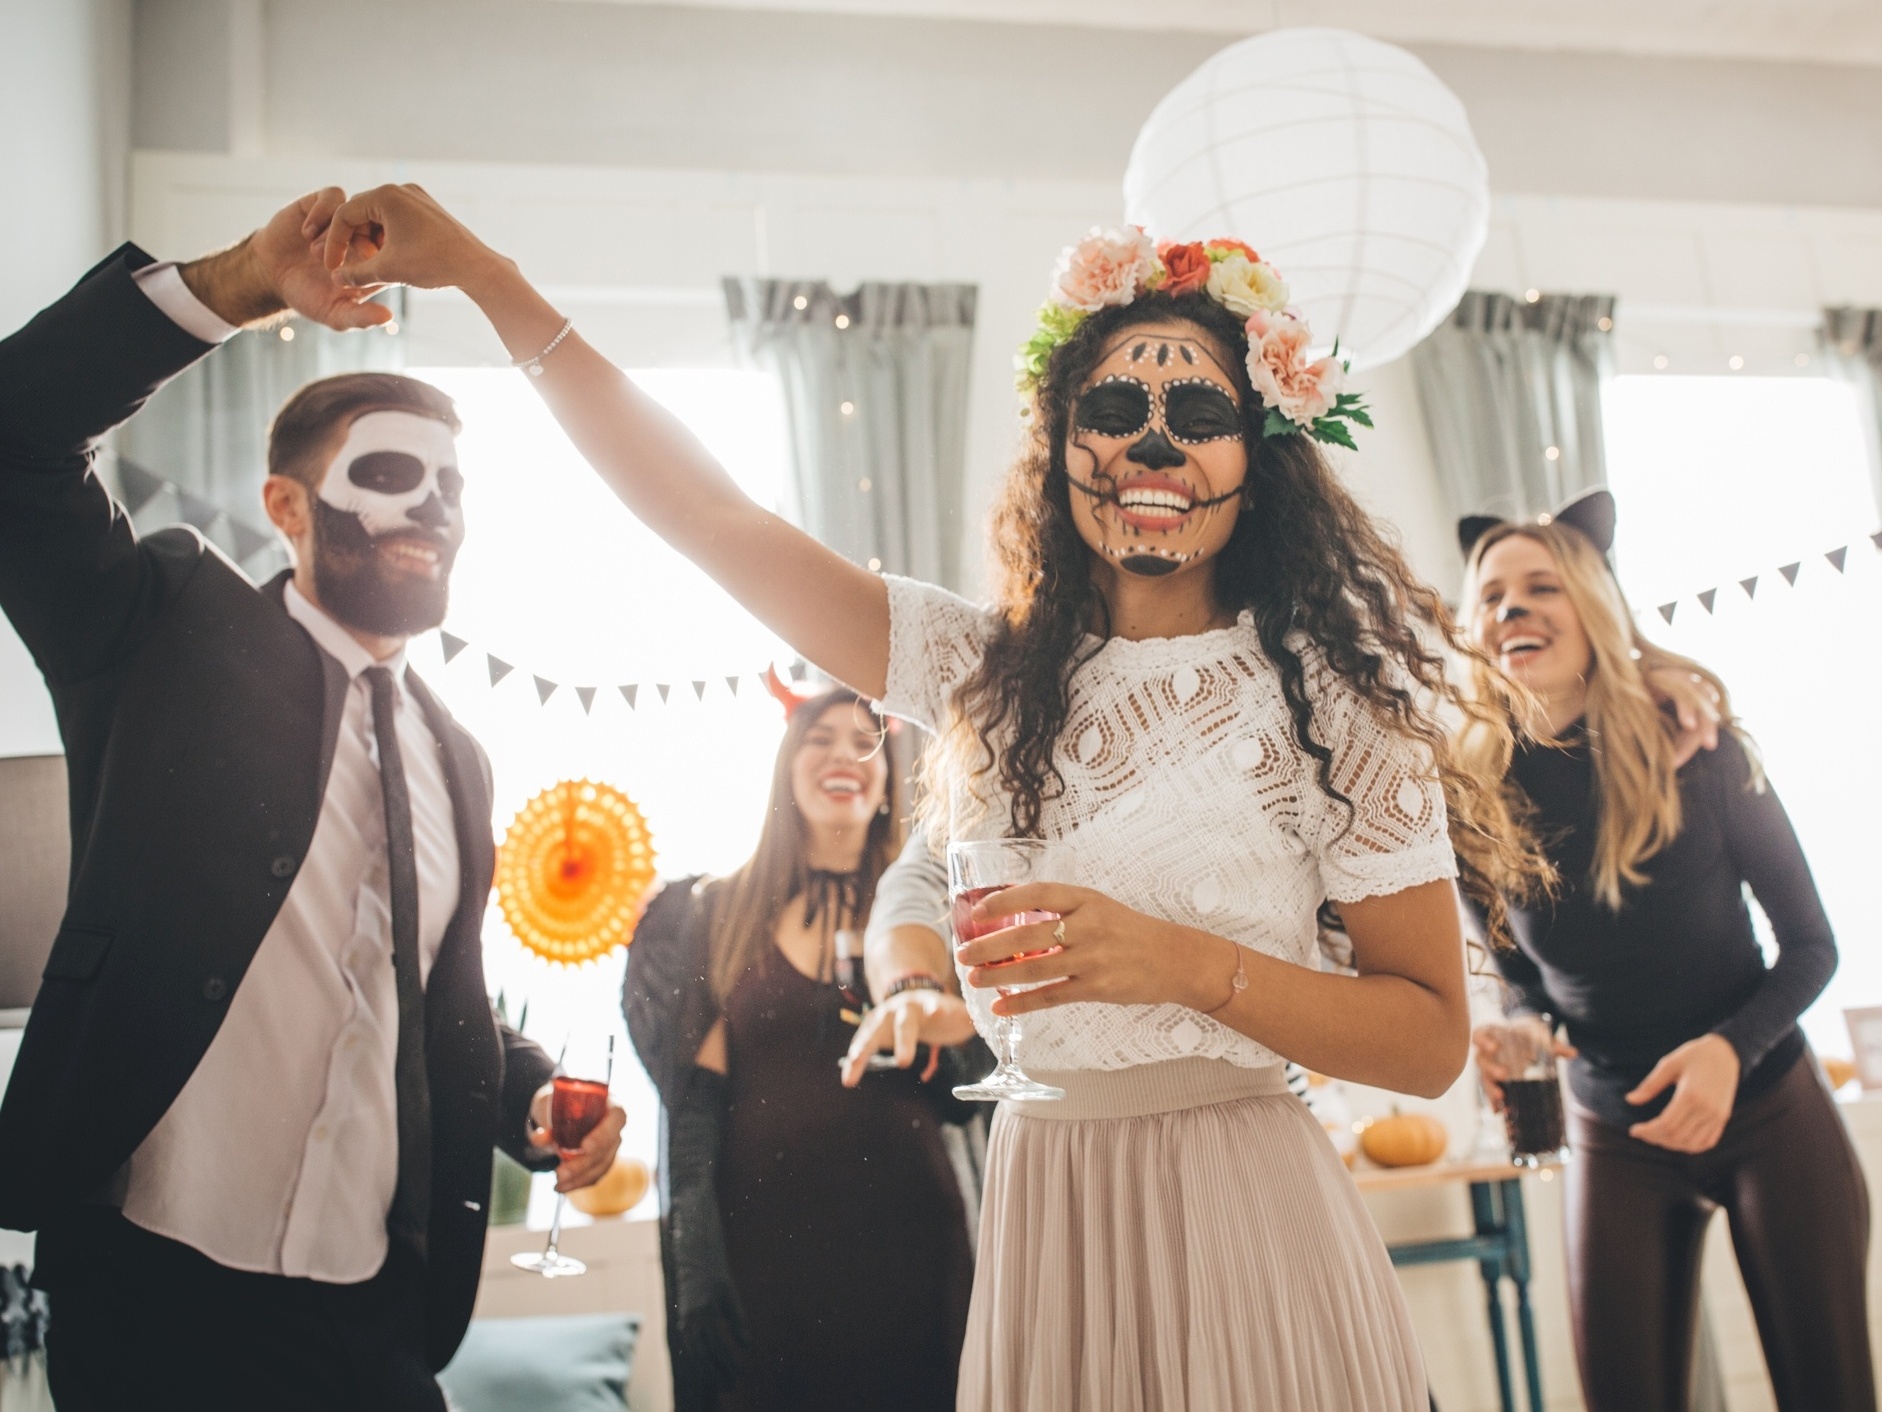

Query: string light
<box><xmin>1796</xmin><ymin>352</ymin><xmax>1812</xmax><ymax>368</ymax></box>
<box><xmin>1653</xmin><ymin>355</ymin><xmax>1669</xmax><ymax>370</ymax></box>
<box><xmin>867</xmin><ymin>557</ymin><xmax>882</xmax><ymax>572</ymax></box>
<box><xmin>857</xmin><ymin>477</ymin><xmax>872</xmax><ymax>493</ymax></box>
<box><xmin>1524</xmin><ymin>288</ymin><xmax>1541</xmax><ymax>304</ymax></box>
<box><xmin>1597</xmin><ymin>316</ymin><xmax>1613</xmax><ymax>331</ymax></box>
<box><xmin>840</xmin><ymin>400</ymin><xmax>855</xmax><ymax>416</ymax></box>
<box><xmin>384</xmin><ymin>320</ymin><xmax>399</xmax><ymax>336</ymax></box>
<box><xmin>834</xmin><ymin>313</ymin><xmax>851</xmax><ymax>330</ymax></box>
<box><xmin>1728</xmin><ymin>355</ymin><xmax>1744</xmax><ymax>371</ymax></box>
<box><xmin>1544</xmin><ymin>446</ymin><xmax>1561</xmax><ymax>462</ymax></box>
<box><xmin>278</xmin><ymin>325</ymin><xmax>295</xmax><ymax>342</ymax></box>
<box><xmin>792</xmin><ymin>294</ymin><xmax>808</xmax><ymax>311</ymax></box>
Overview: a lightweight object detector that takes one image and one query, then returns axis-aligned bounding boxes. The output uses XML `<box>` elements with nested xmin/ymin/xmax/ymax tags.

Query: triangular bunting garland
<box><xmin>487</xmin><ymin>655</ymin><xmax>513</xmax><ymax>686</ymax></box>
<box><xmin>533</xmin><ymin>676</ymin><xmax>558</xmax><ymax>705</ymax></box>
<box><xmin>439</xmin><ymin>631</ymin><xmax>469</xmax><ymax>663</ymax></box>
<box><xmin>1697</xmin><ymin>588</ymin><xmax>1717</xmax><ymax>614</ymax></box>
<box><xmin>1657</xmin><ymin>602</ymin><xmax>1677</xmax><ymax>624</ymax></box>
<box><xmin>116</xmin><ymin>460</ymin><xmax>168</xmax><ymax>514</ymax></box>
<box><xmin>789</xmin><ymin>659</ymin><xmax>808</xmax><ymax>682</ymax></box>
<box><xmin>1872</xmin><ymin>531</ymin><xmax>1882</xmax><ymax>551</ymax></box>
<box><xmin>1778</xmin><ymin>562</ymin><xmax>1801</xmax><ymax>586</ymax></box>
<box><xmin>692</xmin><ymin>680</ymin><xmax>707</xmax><ymax>701</ymax></box>
<box><xmin>228</xmin><ymin>518</ymin><xmax>273</xmax><ymax>561</ymax></box>
<box><xmin>656</xmin><ymin>684</ymin><xmax>671</xmax><ymax>704</ymax></box>
<box><xmin>619</xmin><ymin>684</ymin><xmax>639</xmax><ymax>710</ymax></box>
<box><xmin>1827</xmin><ymin>546</ymin><xmax>1848</xmax><ymax>573</ymax></box>
<box><xmin>725</xmin><ymin>675</ymin><xmax>741</xmax><ymax>696</ymax></box>
<box><xmin>576</xmin><ymin>687</ymin><xmax>596</xmax><ymax>715</ymax></box>
<box><xmin>1739</xmin><ymin>576</ymin><xmax>1759</xmax><ymax>599</ymax></box>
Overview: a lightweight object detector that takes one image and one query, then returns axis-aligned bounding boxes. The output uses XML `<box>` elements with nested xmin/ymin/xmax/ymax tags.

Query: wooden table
<box><xmin>1354</xmin><ymin>1157</ymin><xmax>1560</xmax><ymax>1412</ymax></box>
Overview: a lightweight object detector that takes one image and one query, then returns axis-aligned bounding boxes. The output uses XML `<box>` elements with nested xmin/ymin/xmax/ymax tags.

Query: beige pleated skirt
<box><xmin>957</xmin><ymin>1058</ymin><xmax>1426</xmax><ymax>1412</ymax></box>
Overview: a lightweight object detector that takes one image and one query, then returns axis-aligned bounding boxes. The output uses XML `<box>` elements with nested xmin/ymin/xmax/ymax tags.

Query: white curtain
<box><xmin>1411</xmin><ymin>291</ymin><xmax>1617</xmax><ymax>524</ymax></box>
<box><xmin>724</xmin><ymin>279</ymin><xmax>976</xmax><ymax>591</ymax></box>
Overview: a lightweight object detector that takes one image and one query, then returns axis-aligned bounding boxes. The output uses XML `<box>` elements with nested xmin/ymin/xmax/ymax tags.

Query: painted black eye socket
<box><xmin>346</xmin><ymin>450</ymin><xmax>426</xmax><ymax>495</ymax></box>
<box><xmin>1074</xmin><ymin>380</ymin><xmax>1151</xmax><ymax>438</ymax></box>
<box><xmin>1163</xmin><ymin>381</ymin><xmax>1242</xmax><ymax>444</ymax></box>
<box><xmin>437</xmin><ymin>465</ymin><xmax>464</xmax><ymax>503</ymax></box>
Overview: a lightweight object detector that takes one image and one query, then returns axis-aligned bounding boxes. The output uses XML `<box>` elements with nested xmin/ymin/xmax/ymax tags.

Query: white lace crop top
<box><xmin>879</xmin><ymin>575</ymin><xmax>1458</xmax><ymax>1072</ymax></box>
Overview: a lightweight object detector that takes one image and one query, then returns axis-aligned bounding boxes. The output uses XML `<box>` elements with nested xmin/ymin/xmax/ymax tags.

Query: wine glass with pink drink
<box><xmin>949</xmin><ymin>838</ymin><xmax>1072</xmax><ymax>1102</ymax></box>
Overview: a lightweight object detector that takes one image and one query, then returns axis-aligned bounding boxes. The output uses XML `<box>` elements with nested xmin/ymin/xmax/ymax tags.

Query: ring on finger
<box><xmin>1053</xmin><ymin>919</ymin><xmax>1066</xmax><ymax>945</ymax></box>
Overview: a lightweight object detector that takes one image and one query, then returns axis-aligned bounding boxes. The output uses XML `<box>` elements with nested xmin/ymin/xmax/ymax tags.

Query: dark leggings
<box><xmin>1566</xmin><ymin>1050</ymin><xmax>1874</xmax><ymax>1412</ymax></box>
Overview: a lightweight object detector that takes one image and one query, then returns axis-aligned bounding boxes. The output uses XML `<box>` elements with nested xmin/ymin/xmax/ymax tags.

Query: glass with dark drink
<box><xmin>949</xmin><ymin>838</ymin><xmax>1074</xmax><ymax>1103</ymax></box>
<box><xmin>512</xmin><ymin>1036</ymin><xmax>615</xmax><ymax>1278</ymax></box>
<box><xmin>1490</xmin><ymin>1017</ymin><xmax>1569</xmax><ymax>1167</ymax></box>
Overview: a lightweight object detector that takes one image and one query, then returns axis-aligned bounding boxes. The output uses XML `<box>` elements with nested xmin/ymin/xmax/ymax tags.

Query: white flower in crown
<box><xmin>1246</xmin><ymin>308</ymin><xmax>1347</xmax><ymax>430</ymax></box>
<box><xmin>1205</xmin><ymin>252</ymin><xmax>1290</xmax><ymax>318</ymax></box>
<box><xmin>1050</xmin><ymin>226</ymin><xmax>1159</xmax><ymax>312</ymax></box>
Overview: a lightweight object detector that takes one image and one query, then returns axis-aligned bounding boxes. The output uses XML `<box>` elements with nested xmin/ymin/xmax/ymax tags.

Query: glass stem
<box><xmin>545</xmin><ymin>1192</ymin><xmax>566</xmax><ymax>1257</ymax></box>
<box><xmin>996</xmin><ymin>992</ymin><xmax>1018</xmax><ymax>1068</ymax></box>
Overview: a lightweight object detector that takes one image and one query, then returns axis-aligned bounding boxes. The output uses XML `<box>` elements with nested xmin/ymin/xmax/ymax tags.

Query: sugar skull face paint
<box><xmin>310</xmin><ymin>410</ymin><xmax>465</xmax><ymax>636</ymax></box>
<box><xmin>1064</xmin><ymin>322</ymin><xmax>1249</xmax><ymax>578</ymax></box>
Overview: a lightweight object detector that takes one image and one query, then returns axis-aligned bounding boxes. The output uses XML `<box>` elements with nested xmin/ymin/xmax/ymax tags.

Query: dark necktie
<box><xmin>366</xmin><ymin>665</ymin><xmax>432</xmax><ymax>1258</ymax></box>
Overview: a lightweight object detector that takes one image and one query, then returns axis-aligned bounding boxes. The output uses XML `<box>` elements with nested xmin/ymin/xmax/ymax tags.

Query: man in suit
<box><xmin>0</xmin><ymin>187</ymin><xmax>626</xmax><ymax>1409</ymax></box>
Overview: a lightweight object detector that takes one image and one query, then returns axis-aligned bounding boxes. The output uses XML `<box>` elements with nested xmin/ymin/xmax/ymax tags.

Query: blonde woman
<box><xmin>1461</xmin><ymin>492</ymin><xmax>1870</xmax><ymax>1412</ymax></box>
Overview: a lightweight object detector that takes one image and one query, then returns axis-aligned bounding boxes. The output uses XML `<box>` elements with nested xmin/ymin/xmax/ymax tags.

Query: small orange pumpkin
<box><xmin>569</xmin><ymin>1156</ymin><xmax>653</xmax><ymax>1217</ymax></box>
<box><xmin>1360</xmin><ymin>1111</ymin><xmax>1448</xmax><ymax>1168</ymax></box>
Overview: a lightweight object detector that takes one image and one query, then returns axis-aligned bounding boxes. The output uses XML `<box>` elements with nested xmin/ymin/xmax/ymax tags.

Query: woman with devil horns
<box><xmin>622</xmin><ymin>674</ymin><xmax>980</xmax><ymax>1411</ymax></box>
<box><xmin>326</xmin><ymin>191</ymin><xmax>1549</xmax><ymax>1409</ymax></box>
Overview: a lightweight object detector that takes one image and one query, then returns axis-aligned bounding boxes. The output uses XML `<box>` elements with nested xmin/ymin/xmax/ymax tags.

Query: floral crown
<box><xmin>1017</xmin><ymin>227</ymin><xmax>1373</xmax><ymax>450</ymax></box>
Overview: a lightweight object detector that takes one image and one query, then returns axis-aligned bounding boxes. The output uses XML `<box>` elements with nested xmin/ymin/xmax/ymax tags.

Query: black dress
<box><xmin>719</xmin><ymin>941</ymin><xmax>972</xmax><ymax>1411</ymax></box>
<box><xmin>623</xmin><ymin>879</ymin><xmax>977</xmax><ymax>1412</ymax></box>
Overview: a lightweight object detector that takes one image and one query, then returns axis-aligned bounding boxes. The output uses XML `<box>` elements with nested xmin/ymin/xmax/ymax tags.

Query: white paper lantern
<box><xmin>1124</xmin><ymin>28</ymin><xmax>1488</xmax><ymax>371</ymax></box>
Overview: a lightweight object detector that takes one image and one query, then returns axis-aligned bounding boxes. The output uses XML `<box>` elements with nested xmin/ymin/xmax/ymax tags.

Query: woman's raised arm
<box><xmin>320</xmin><ymin>183</ymin><xmax>891</xmax><ymax>698</ymax></box>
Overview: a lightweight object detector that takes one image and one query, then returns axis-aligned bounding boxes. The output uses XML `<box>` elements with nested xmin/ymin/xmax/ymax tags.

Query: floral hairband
<box><xmin>1017</xmin><ymin>226</ymin><xmax>1373</xmax><ymax>450</ymax></box>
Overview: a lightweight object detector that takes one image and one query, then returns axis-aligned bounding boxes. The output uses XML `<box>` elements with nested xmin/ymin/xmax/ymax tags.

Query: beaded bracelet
<box><xmin>883</xmin><ymin>974</ymin><xmax>946</xmax><ymax>1001</ymax></box>
<box><xmin>512</xmin><ymin>316</ymin><xmax>575</xmax><ymax>377</ymax></box>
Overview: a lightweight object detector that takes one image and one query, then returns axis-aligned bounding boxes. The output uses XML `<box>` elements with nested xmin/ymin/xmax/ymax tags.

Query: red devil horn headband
<box><xmin>763</xmin><ymin>665</ymin><xmax>815</xmax><ymax>720</ymax></box>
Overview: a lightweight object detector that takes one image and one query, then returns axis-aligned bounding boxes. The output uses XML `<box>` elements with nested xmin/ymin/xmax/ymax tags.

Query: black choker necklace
<box><xmin>802</xmin><ymin>867</ymin><xmax>865</xmax><ymax>933</ymax></box>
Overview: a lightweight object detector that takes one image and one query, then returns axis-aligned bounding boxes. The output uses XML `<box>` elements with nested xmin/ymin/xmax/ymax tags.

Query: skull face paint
<box><xmin>310</xmin><ymin>410</ymin><xmax>465</xmax><ymax>636</ymax></box>
<box><xmin>1064</xmin><ymin>322</ymin><xmax>1249</xmax><ymax>578</ymax></box>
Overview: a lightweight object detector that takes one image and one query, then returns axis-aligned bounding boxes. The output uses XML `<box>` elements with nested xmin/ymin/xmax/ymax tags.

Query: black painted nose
<box><xmin>1496</xmin><ymin>602</ymin><xmax>1531</xmax><ymax>623</ymax></box>
<box><xmin>405</xmin><ymin>493</ymin><xmax>450</xmax><ymax>529</ymax></box>
<box><xmin>1126</xmin><ymin>429</ymin><xmax>1186</xmax><ymax>471</ymax></box>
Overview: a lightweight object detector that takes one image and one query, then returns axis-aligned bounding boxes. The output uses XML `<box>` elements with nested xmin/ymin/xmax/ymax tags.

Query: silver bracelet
<box><xmin>511</xmin><ymin>316</ymin><xmax>574</xmax><ymax>377</ymax></box>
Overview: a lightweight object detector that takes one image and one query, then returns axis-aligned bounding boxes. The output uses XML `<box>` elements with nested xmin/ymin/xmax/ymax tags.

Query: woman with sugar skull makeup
<box><xmin>326</xmin><ymin>189</ymin><xmax>1545</xmax><ymax>1410</ymax></box>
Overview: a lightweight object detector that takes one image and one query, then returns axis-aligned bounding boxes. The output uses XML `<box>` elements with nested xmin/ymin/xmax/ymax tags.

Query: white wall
<box><xmin>0</xmin><ymin>0</ymin><xmax>131</xmax><ymax>757</ymax></box>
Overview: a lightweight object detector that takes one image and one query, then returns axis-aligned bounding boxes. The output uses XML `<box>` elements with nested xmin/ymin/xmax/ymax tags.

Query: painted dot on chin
<box><xmin>1120</xmin><ymin>555</ymin><xmax>1180</xmax><ymax>577</ymax></box>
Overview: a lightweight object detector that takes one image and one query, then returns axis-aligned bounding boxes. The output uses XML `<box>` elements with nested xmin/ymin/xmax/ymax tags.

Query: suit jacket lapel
<box><xmin>261</xmin><ymin>572</ymin><xmax>350</xmax><ymax>803</ymax></box>
<box><xmin>404</xmin><ymin>669</ymin><xmax>494</xmax><ymax>921</ymax></box>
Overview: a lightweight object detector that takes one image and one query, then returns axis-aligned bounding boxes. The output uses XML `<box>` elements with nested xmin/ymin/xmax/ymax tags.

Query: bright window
<box><xmin>408</xmin><ymin>366</ymin><xmax>793</xmax><ymax>1218</ymax></box>
<box><xmin>1605</xmin><ymin>374</ymin><xmax>1882</xmax><ymax>1055</ymax></box>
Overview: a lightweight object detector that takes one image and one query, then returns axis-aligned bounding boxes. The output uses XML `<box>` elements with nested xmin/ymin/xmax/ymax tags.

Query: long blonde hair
<box><xmin>703</xmin><ymin>690</ymin><xmax>904</xmax><ymax>1004</ymax></box>
<box><xmin>1460</xmin><ymin>522</ymin><xmax>1742</xmax><ymax>909</ymax></box>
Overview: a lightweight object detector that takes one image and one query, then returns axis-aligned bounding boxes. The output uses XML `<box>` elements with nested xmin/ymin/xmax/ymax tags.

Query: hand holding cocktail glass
<box><xmin>515</xmin><ymin>1036</ymin><xmax>628</xmax><ymax>1278</ymax></box>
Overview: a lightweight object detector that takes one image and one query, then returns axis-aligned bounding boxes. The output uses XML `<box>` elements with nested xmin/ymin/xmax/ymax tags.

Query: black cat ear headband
<box><xmin>1458</xmin><ymin>487</ymin><xmax>1617</xmax><ymax>562</ymax></box>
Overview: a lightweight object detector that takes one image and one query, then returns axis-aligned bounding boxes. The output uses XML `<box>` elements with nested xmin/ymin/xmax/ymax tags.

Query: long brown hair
<box><xmin>937</xmin><ymin>290</ymin><xmax>1547</xmax><ymax>943</ymax></box>
<box><xmin>1460</xmin><ymin>521</ymin><xmax>1747</xmax><ymax>910</ymax></box>
<box><xmin>704</xmin><ymin>689</ymin><xmax>905</xmax><ymax>1003</ymax></box>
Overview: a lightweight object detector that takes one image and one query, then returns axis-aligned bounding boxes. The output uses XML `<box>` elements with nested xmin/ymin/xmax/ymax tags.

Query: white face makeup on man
<box><xmin>309</xmin><ymin>410</ymin><xmax>466</xmax><ymax>636</ymax></box>
<box><xmin>1064</xmin><ymin>321</ymin><xmax>1250</xmax><ymax>580</ymax></box>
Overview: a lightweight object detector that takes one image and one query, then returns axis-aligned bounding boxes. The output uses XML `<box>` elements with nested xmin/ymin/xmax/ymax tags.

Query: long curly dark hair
<box><xmin>940</xmin><ymin>290</ymin><xmax>1547</xmax><ymax>942</ymax></box>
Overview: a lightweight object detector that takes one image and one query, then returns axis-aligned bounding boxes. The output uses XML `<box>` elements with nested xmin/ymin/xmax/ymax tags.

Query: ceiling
<box><xmin>560</xmin><ymin>0</ymin><xmax>1882</xmax><ymax>67</ymax></box>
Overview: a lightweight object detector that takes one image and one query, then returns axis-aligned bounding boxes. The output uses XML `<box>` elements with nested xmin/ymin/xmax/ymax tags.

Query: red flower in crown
<box><xmin>1157</xmin><ymin>241</ymin><xmax>1212</xmax><ymax>296</ymax></box>
<box><xmin>1206</xmin><ymin>238</ymin><xmax>1262</xmax><ymax>263</ymax></box>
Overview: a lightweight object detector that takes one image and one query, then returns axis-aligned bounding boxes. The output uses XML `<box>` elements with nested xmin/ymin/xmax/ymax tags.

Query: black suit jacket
<box><xmin>0</xmin><ymin>245</ymin><xmax>555</xmax><ymax>1368</ymax></box>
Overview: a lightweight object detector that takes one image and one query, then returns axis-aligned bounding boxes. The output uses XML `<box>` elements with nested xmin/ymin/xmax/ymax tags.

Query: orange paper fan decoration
<box><xmin>497</xmin><ymin>779</ymin><xmax>658</xmax><ymax>965</ymax></box>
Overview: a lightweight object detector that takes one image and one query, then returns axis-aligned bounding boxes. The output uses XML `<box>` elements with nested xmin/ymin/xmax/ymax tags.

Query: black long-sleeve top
<box><xmin>1486</xmin><ymin>723</ymin><xmax>1836</xmax><ymax>1130</ymax></box>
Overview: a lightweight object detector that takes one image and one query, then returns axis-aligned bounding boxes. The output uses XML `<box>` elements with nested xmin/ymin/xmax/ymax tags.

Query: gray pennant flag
<box><xmin>692</xmin><ymin>680</ymin><xmax>708</xmax><ymax>701</ymax></box>
<box><xmin>116</xmin><ymin>460</ymin><xmax>168</xmax><ymax>514</ymax></box>
<box><xmin>1778</xmin><ymin>562</ymin><xmax>1801</xmax><ymax>586</ymax></box>
<box><xmin>229</xmin><ymin>518</ymin><xmax>273</xmax><ymax>561</ymax></box>
<box><xmin>534</xmin><ymin>676</ymin><xmax>558</xmax><ymax>705</ymax></box>
<box><xmin>1657</xmin><ymin>602</ymin><xmax>1677</xmax><ymax>624</ymax></box>
<box><xmin>725</xmin><ymin>675</ymin><xmax>741</xmax><ymax>696</ymax></box>
<box><xmin>619</xmin><ymin>685</ymin><xmax>639</xmax><ymax>710</ymax></box>
<box><xmin>1739</xmin><ymin>576</ymin><xmax>1758</xmax><ymax>599</ymax></box>
<box><xmin>487</xmin><ymin>655</ymin><xmax>513</xmax><ymax>686</ymax></box>
<box><xmin>439</xmin><ymin>632</ymin><xmax>469</xmax><ymax>663</ymax></box>
<box><xmin>656</xmin><ymin>684</ymin><xmax>671</xmax><ymax>704</ymax></box>
<box><xmin>1697</xmin><ymin>588</ymin><xmax>1717</xmax><ymax>614</ymax></box>
<box><xmin>576</xmin><ymin>687</ymin><xmax>596</xmax><ymax>715</ymax></box>
<box><xmin>1827</xmin><ymin>546</ymin><xmax>1849</xmax><ymax>573</ymax></box>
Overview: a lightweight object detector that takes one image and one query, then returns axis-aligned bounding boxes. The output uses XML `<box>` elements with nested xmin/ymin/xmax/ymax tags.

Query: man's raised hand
<box><xmin>178</xmin><ymin>188</ymin><xmax>391</xmax><ymax>331</ymax></box>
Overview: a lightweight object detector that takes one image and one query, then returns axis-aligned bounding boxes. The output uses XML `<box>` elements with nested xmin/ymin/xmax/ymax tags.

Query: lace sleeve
<box><xmin>877</xmin><ymin>574</ymin><xmax>991</xmax><ymax>733</ymax></box>
<box><xmin>1295</xmin><ymin>651</ymin><xmax>1458</xmax><ymax>903</ymax></box>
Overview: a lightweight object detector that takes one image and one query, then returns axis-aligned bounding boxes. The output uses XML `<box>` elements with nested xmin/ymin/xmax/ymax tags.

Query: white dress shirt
<box><xmin>121</xmin><ymin>566</ymin><xmax>463</xmax><ymax>1278</ymax></box>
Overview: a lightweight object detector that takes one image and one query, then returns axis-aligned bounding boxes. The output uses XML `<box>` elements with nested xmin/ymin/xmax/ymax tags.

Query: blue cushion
<box><xmin>438</xmin><ymin>1312</ymin><xmax>641</xmax><ymax>1412</ymax></box>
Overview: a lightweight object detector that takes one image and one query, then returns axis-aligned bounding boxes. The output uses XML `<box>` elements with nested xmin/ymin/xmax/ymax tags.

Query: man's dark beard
<box><xmin>311</xmin><ymin>502</ymin><xmax>454</xmax><ymax>636</ymax></box>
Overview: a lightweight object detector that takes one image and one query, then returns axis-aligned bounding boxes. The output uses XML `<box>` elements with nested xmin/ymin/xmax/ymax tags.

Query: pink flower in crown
<box><xmin>1051</xmin><ymin>226</ymin><xmax>1159</xmax><ymax>312</ymax></box>
<box><xmin>1245</xmin><ymin>308</ymin><xmax>1346</xmax><ymax>428</ymax></box>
